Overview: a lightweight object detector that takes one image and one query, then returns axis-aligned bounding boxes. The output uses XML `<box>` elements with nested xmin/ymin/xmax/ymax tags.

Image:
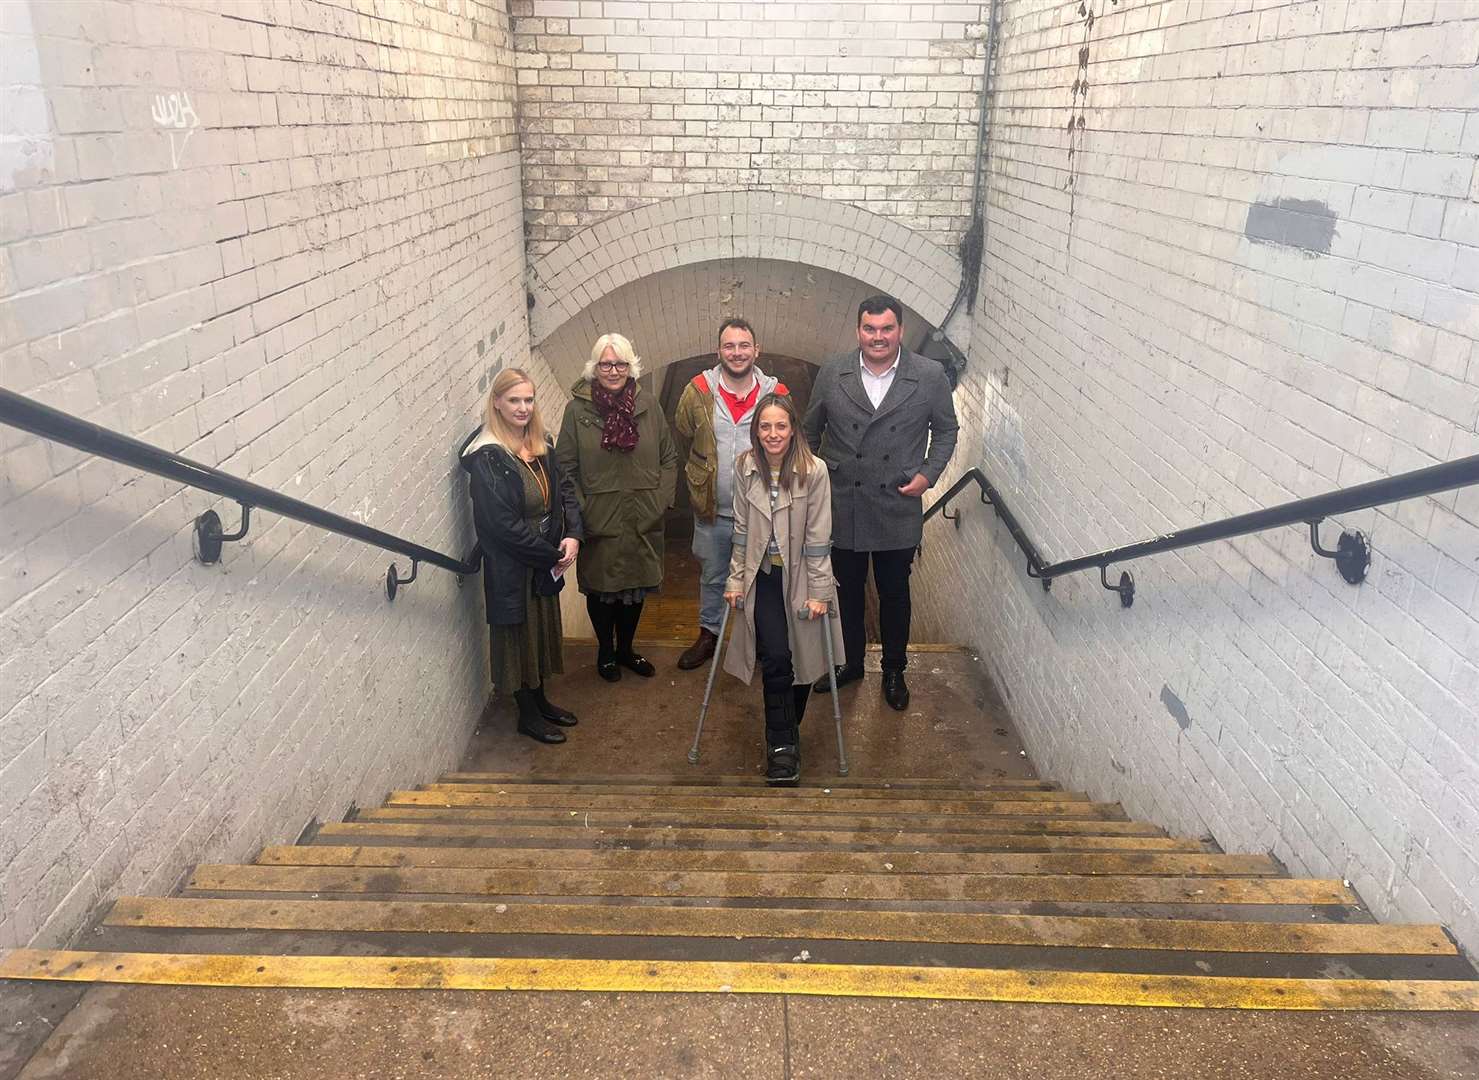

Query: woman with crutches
<box><xmin>723</xmin><ymin>394</ymin><xmax>845</xmax><ymax>785</ymax></box>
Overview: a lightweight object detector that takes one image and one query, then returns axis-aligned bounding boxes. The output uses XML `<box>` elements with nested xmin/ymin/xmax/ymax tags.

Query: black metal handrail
<box><xmin>1</xmin><ymin>387</ymin><xmax>478</xmax><ymax>600</ymax></box>
<box><xmin>925</xmin><ymin>454</ymin><xmax>1479</xmax><ymax>607</ymax></box>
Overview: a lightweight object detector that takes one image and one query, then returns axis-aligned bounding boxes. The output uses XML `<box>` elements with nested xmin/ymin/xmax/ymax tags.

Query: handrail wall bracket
<box><xmin>1100</xmin><ymin>565</ymin><xmax>1135</xmax><ymax>607</ymax></box>
<box><xmin>386</xmin><ymin>560</ymin><xmax>419</xmax><ymax>602</ymax></box>
<box><xmin>1308</xmin><ymin>521</ymin><xmax>1370</xmax><ymax>585</ymax></box>
<box><xmin>194</xmin><ymin>504</ymin><xmax>252</xmax><ymax>565</ymax></box>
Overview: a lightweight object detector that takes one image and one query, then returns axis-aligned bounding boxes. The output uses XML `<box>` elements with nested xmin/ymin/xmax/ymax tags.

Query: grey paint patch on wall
<box><xmin>1244</xmin><ymin>198</ymin><xmax>1338</xmax><ymax>254</ymax></box>
<box><xmin>1160</xmin><ymin>685</ymin><xmax>1192</xmax><ymax>730</ymax></box>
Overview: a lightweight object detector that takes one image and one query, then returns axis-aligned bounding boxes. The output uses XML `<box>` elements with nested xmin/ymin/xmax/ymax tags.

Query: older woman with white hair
<box><xmin>556</xmin><ymin>333</ymin><xmax>678</xmax><ymax>682</ymax></box>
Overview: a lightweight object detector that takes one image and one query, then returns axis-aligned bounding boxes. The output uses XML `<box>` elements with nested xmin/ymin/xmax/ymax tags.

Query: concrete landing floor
<box><xmin>9</xmin><ymin>984</ymin><xmax>1479</xmax><ymax>1079</ymax></box>
<box><xmin>4</xmin><ymin>644</ymin><xmax>1478</xmax><ymax>1079</ymax></box>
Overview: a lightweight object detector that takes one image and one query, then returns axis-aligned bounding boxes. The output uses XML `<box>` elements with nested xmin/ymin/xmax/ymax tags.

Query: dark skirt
<box><xmin>489</xmin><ymin>577</ymin><xmax>563</xmax><ymax>692</ymax></box>
<box><xmin>489</xmin><ymin>457</ymin><xmax>565</xmax><ymax>691</ymax></box>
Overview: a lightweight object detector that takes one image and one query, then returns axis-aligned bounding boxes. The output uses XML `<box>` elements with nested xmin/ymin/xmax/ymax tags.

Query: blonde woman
<box><xmin>556</xmin><ymin>333</ymin><xmax>678</xmax><ymax>682</ymax></box>
<box><xmin>461</xmin><ymin>368</ymin><xmax>583</xmax><ymax>744</ymax></box>
<box><xmin>723</xmin><ymin>393</ymin><xmax>844</xmax><ymax>785</ymax></box>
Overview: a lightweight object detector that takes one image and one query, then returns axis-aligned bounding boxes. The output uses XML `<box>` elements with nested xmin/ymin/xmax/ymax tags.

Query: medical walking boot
<box><xmin>763</xmin><ymin>690</ymin><xmax>800</xmax><ymax>786</ymax></box>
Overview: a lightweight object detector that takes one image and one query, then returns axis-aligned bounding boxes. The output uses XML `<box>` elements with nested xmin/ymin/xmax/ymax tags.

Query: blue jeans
<box><xmin>692</xmin><ymin>515</ymin><xmax>735</xmax><ymax>635</ymax></box>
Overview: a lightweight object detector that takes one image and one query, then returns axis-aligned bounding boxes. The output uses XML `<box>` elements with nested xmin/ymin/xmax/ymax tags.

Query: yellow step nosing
<box><xmin>440</xmin><ymin>772</ymin><xmax>1056</xmax><ymax>791</ymax></box>
<box><xmin>6</xmin><ymin>950</ymin><xmax>1475</xmax><ymax>1011</ymax></box>
<box><xmin>425</xmin><ymin>782</ymin><xmax>1067</xmax><ymax>800</ymax></box>
<box><xmin>184</xmin><ymin>864</ymin><xmax>1359</xmax><ymax>905</ymax></box>
<box><xmin>255</xmin><ymin>844</ymin><xmax>1280</xmax><ymax>878</ymax></box>
<box><xmin>103</xmin><ymin>897</ymin><xmax>1458</xmax><ymax>957</ymax></box>
<box><xmin>315</xmin><ymin>822</ymin><xmax>1198</xmax><ymax>851</ymax></box>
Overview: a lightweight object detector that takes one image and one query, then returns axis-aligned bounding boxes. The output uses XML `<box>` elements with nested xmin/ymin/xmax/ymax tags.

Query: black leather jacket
<box><xmin>460</xmin><ymin>430</ymin><xmax>583</xmax><ymax>626</ymax></box>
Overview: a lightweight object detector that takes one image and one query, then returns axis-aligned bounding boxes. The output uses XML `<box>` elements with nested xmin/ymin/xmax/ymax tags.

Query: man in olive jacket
<box><xmin>673</xmin><ymin>317</ymin><xmax>788</xmax><ymax>669</ymax></box>
<box><xmin>803</xmin><ymin>295</ymin><xmax>958</xmax><ymax>711</ymax></box>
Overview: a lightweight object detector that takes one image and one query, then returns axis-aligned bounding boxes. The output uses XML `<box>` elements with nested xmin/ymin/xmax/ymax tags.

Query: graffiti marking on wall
<box><xmin>151</xmin><ymin>91</ymin><xmax>200</xmax><ymax>169</ymax></box>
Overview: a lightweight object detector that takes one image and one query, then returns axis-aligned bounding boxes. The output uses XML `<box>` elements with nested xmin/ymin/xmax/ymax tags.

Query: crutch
<box><xmin>799</xmin><ymin>602</ymin><xmax>849</xmax><ymax>776</ymax></box>
<box><xmin>688</xmin><ymin>599</ymin><xmax>738</xmax><ymax>765</ymax></box>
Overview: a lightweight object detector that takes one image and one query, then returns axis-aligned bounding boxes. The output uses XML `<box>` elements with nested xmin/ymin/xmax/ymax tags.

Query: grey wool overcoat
<box><xmin>723</xmin><ymin>453</ymin><xmax>846</xmax><ymax>685</ymax></box>
<box><xmin>802</xmin><ymin>347</ymin><xmax>959</xmax><ymax>551</ymax></box>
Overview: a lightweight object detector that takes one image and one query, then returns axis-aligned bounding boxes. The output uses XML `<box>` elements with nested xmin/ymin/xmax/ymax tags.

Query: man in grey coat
<box><xmin>803</xmin><ymin>295</ymin><xmax>959</xmax><ymax>711</ymax></box>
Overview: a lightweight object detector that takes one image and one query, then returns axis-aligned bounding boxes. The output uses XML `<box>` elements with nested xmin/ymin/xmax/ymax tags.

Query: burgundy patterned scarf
<box><xmin>591</xmin><ymin>379</ymin><xmax>640</xmax><ymax>453</ymax></box>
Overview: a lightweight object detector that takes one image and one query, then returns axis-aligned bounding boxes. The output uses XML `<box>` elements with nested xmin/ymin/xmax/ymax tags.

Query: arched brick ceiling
<box><xmin>533</xmin><ymin>257</ymin><xmax>934</xmax><ymax>387</ymax></box>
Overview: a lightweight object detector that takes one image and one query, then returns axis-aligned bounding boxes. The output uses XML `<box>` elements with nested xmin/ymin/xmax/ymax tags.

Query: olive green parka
<box><xmin>556</xmin><ymin>378</ymin><xmax>678</xmax><ymax>594</ymax></box>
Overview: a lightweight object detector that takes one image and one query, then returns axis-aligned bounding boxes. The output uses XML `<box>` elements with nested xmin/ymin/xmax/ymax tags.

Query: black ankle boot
<box><xmin>533</xmin><ymin>684</ymin><xmax>577</xmax><ymax>726</ymax></box>
<box><xmin>763</xmin><ymin>690</ymin><xmax>800</xmax><ymax>786</ymax></box>
<box><xmin>514</xmin><ymin>688</ymin><xmax>565</xmax><ymax>744</ymax></box>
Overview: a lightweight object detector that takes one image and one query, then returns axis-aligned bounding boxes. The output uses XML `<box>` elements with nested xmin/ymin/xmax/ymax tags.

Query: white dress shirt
<box><xmin>858</xmin><ymin>350</ymin><xmax>901</xmax><ymax>409</ymax></box>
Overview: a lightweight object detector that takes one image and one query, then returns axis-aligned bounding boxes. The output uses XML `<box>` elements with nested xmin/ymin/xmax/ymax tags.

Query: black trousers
<box><xmin>832</xmin><ymin>546</ymin><xmax>913</xmax><ymax>674</ymax></box>
<box><xmin>753</xmin><ymin>563</ymin><xmax>794</xmax><ymax>697</ymax></box>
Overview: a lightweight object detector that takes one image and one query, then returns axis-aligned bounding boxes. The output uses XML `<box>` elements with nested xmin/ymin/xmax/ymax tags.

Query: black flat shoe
<box><xmin>813</xmin><ymin>664</ymin><xmax>863</xmax><ymax>693</ymax></box>
<box><xmin>597</xmin><ymin>658</ymin><xmax>621</xmax><ymax>682</ymax></box>
<box><xmin>882</xmin><ymin>671</ymin><xmax>910</xmax><ymax>712</ymax></box>
<box><xmin>539</xmin><ymin>703</ymin><xmax>578</xmax><ymax>726</ymax></box>
<box><xmin>616</xmin><ymin>651</ymin><xmax>655</xmax><ymax>677</ymax></box>
<box><xmin>517</xmin><ymin>718</ymin><xmax>566</xmax><ymax>744</ymax></box>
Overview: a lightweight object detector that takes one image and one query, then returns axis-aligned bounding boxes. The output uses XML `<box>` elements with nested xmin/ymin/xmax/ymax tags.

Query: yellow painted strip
<box><xmin>186</xmin><ymin>864</ymin><xmax>1356</xmax><ymax>905</ymax></box>
<box><xmin>440</xmin><ymin>772</ymin><xmax>1053</xmax><ymax>791</ymax></box>
<box><xmin>419</xmin><ymin>784</ymin><xmax>1088</xmax><ymax>806</ymax></box>
<box><xmin>258</xmin><ymin>845</ymin><xmax>1278</xmax><ymax>878</ymax></box>
<box><xmin>104</xmin><ymin>897</ymin><xmax>1458</xmax><ymax>957</ymax></box>
<box><xmin>353</xmin><ymin>807</ymin><xmax>1160</xmax><ymax>835</ymax></box>
<box><xmin>316</xmin><ymin>822</ymin><xmax>1198</xmax><ymax>852</ymax></box>
<box><xmin>5</xmin><ymin>951</ymin><xmax>1475</xmax><ymax>1011</ymax></box>
<box><xmin>422</xmin><ymin>781</ymin><xmax>1058</xmax><ymax>798</ymax></box>
<box><xmin>387</xmin><ymin>790</ymin><xmax>1118</xmax><ymax>818</ymax></box>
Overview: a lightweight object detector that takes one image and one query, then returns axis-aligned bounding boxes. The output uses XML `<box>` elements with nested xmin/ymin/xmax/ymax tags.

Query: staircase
<box><xmin>5</xmin><ymin>770</ymin><xmax>1477</xmax><ymax>1013</ymax></box>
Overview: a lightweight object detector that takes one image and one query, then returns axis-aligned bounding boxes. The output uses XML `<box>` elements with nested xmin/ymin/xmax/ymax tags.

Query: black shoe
<box><xmin>813</xmin><ymin>664</ymin><xmax>862</xmax><ymax>693</ymax></box>
<box><xmin>533</xmin><ymin>686</ymin><xmax>578</xmax><ymax>726</ymax></box>
<box><xmin>597</xmin><ymin>656</ymin><xmax>621</xmax><ymax>682</ymax></box>
<box><xmin>514</xmin><ymin>689</ymin><xmax>567</xmax><ymax>744</ymax></box>
<box><xmin>518</xmin><ymin>717</ymin><xmax>567</xmax><ymax>743</ymax></box>
<box><xmin>616</xmin><ymin>651</ymin><xmax>655</xmax><ymax>677</ymax></box>
<box><xmin>677</xmin><ymin>628</ymin><xmax>718</xmax><ymax>670</ymax></box>
<box><xmin>882</xmin><ymin>671</ymin><xmax>909</xmax><ymax>712</ymax></box>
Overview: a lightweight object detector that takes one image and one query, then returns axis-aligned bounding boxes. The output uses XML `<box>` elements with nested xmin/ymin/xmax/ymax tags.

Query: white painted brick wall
<box><xmin>913</xmin><ymin>0</ymin><xmax>1479</xmax><ymax>955</ymax></box>
<box><xmin>0</xmin><ymin>0</ymin><xmax>543</xmax><ymax>948</ymax></box>
<box><xmin>511</xmin><ymin>0</ymin><xmax>988</xmax><ymax>255</ymax></box>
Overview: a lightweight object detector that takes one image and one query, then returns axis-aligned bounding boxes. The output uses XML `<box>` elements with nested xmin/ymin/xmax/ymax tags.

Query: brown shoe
<box><xmin>677</xmin><ymin>628</ymin><xmax>718</xmax><ymax>670</ymax></box>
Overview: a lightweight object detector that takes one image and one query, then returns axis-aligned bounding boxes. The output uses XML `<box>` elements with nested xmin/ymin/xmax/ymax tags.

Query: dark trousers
<box><xmin>753</xmin><ymin>564</ymin><xmax>811</xmax><ymax>739</ymax></box>
<box><xmin>753</xmin><ymin>564</ymin><xmax>794</xmax><ymax>697</ymax></box>
<box><xmin>832</xmin><ymin>546</ymin><xmax>913</xmax><ymax>674</ymax></box>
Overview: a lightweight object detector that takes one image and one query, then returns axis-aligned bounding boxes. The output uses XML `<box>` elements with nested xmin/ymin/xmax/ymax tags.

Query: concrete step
<box><xmin>182</xmin><ymin>863</ymin><xmax>1357</xmax><ymax>906</ymax></box>
<box><xmin>352</xmin><ymin>805</ymin><xmax>1148</xmax><ymax>831</ymax></box>
<box><xmin>393</xmin><ymin>787</ymin><xmax>1106</xmax><ymax>816</ymax></box>
<box><xmin>103</xmin><ymin>897</ymin><xmax>1454</xmax><ymax>958</ymax></box>
<box><xmin>6</xmin><ymin>949</ymin><xmax>1477</xmax><ymax>1012</ymax></box>
<box><xmin>439</xmin><ymin>772</ymin><xmax>1060</xmax><ymax>792</ymax></box>
<box><xmin>313</xmin><ymin>821</ymin><xmax>1200</xmax><ymax>852</ymax></box>
<box><xmin>255</xmin><ymin>844</ymin><xmax>1277</xmax><ymax>878</ymax></box>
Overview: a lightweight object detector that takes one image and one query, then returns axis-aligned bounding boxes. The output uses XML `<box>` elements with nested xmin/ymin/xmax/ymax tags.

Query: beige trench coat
<box><xmin>723</xmin><ymin>453</ymin><xmax>846</xmax><ymax>685</ymax></box>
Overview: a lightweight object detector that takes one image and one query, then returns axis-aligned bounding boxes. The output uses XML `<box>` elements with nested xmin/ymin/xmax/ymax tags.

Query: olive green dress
<box><xmin>489</xmin><ymin>457</ymin><xmax>565</xmax><ymax>692</ymax></box>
